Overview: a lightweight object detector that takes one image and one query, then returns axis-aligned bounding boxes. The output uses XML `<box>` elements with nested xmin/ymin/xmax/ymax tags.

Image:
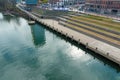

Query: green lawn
<box><xmin>66</xmin><ymin>19</ymin><xmax>120</xmax><ymax>38</ymax></box>
<box><xmin>71</xmin><ymin>14</ymin><xmax>120</xmax><ymax>32</ymax></box>
<box><xmin>82</xmin><ymin>14</ymin><xmax>120</xmax><ymax>26</ymax></box>
<box><xmin>61</xmin><ymin>21</ymin><xmax>120</xmax><ymax>46</ymax></box>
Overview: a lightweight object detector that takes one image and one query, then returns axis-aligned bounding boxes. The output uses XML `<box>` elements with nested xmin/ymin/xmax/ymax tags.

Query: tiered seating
<box><xmin>70</xmin><ymin>15</ymin><xmax>120</xmax><ymax>32</ymax></box>
<box><xmin>58</xmin><ymin>14</ymin><xmax>120</xmax><ymax>47</ymax></box>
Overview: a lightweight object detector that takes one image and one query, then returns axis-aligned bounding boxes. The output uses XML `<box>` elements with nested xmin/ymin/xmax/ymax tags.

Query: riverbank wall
<box><xmin>17</xmin><ymin>5</ymin><xmax>120</xmax><ymax>66</ymax></box>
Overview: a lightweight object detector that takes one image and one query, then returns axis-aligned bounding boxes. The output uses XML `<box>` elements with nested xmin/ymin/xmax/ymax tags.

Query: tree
<box><xmin>41</xmin><ymin>0</ymin><xmax>48</xmax><ymax>3</ymax></box>
<box><xmin>0</xmin><ymin>0</ymin><xmax>16</xmax><ymax>11</ymax></box>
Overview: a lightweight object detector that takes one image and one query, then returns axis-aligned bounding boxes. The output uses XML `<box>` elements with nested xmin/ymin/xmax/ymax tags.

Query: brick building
<box><xmin>85</xmin><ymin>0</ymin><xmax>120</xmax><ymax>15</ymax></box>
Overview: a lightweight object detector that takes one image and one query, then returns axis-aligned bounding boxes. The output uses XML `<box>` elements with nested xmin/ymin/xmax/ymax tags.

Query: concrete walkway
<box><xmin>17</xmin><ymin>5</ymin><xmax>120</xmax><ymax>65</ymax></box>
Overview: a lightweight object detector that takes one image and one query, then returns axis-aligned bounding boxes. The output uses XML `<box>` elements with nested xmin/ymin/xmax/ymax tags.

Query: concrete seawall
<box><xmin>17</xmin><ymin>5</ymin><xmax>120</xmax><ymax>66</ymax></box>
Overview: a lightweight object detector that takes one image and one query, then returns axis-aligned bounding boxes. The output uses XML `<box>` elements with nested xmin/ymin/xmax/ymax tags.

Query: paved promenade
<box><xmin>17</xmin><ymin>5</ymin><xmax>120</xmax><ymax>65</ymax></box>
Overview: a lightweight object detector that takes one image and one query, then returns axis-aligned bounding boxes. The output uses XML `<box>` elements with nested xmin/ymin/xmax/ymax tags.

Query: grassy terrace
<box><xmin>83</xmin><ymin>14</ymin><xmax>120</xmax><ymax>26</ymax></box>
<box><xmin>59</xmin><ymin>14</ymin><xmax>120</xmax><ymax>47</ymax></box>
<box><xmin>64</xmin><ymin>17</ymin><xmax>120</xmax><ymax>39</ymax></box>
<box><xmin>60</xmin><ymin>21</ymin><xmax>120</xmax><ymax>46</ymax></box>
<box><xmin>71</xmin><ymin>15</ymin><xmax>120</xmax><ymax>32</ymax></box>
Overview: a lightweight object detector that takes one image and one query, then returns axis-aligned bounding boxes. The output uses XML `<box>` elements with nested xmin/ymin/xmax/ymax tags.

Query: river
<box><xmin>0</xmin><ymin>13</ymin><xmax>120</xmax><ymax>80</ymax></box>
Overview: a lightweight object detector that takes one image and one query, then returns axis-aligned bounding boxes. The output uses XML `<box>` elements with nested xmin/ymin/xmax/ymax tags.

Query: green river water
<box><xmin>0</xmin><ymin>13</ymin><xmax>120</xmax><ymax>80</ymax></box>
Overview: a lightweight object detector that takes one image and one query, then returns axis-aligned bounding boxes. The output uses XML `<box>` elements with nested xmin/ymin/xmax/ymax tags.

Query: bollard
<box><xmin>86</xmin><ymin>43</ymin><xmax>88</xmax><ymax>48</ymax></box>
<box><xmin>78</xmin><ymin>39</ymin><xmax>80</xmax><ymax>44</ymax></box>
<box><xmin>96</xmin><ymin>47</ymin><xmax>98</xmax><ymax>50</ymax></box>
<box><xmin>66</xmin><ymin>33</ymin><xmax>68</xmax><ymax>37</ymax></box>
<box><xmin>107</xmin><ymin>52</ymin><xmax>109</xmax><ymax>56</ymax></box>
<box><xmin>71</xmin><ymin>36</ymin><xmax>73</xmax><ymax>41</ymax></box>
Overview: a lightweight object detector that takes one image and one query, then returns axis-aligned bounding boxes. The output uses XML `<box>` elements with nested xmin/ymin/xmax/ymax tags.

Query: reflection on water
<box><xmin>31</xmin><ymin>24</ymin><xmax>46</xmax><ymax>47</ymax></box>
<box><xmin>0</xmin><ymin>15</ymin><xmax>120</xmax><ymax>80</ymax></box>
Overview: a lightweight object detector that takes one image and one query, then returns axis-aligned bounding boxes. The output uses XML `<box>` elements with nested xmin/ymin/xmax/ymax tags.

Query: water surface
<box><xmin>0</xmin><ymin>13</ymin><xmax>120</xmax><ymax>80</ymax></box>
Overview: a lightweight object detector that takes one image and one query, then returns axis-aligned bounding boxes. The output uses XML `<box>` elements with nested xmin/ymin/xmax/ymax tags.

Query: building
<box><xmin>66</xmin><ymin>0</ymin><xmax>85</xmax><ymax>5</ymax></box>
<box><xmin>49</xmin><ymin>0</ymin><xmax>85</xmax><ymax>6</ymax></box>
<box><xmin>85</xmin><ymin>0</ymin><xmax>120</xmax><ymax>15</ymax></box>
<box><xmin>25</xmin><ymin>0</ymin><xmax>38</xmax><ymax>5</ymax></box>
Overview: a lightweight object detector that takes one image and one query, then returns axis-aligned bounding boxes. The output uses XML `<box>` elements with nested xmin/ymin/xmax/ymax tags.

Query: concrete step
<box><xmin>59</xmin><ymin>20</ymin><xmax>120</xmax><ymax>48</ymax></box>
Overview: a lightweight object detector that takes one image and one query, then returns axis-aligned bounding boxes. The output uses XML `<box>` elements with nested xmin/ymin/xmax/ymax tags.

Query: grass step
<box><xmin>82</xmin><ymin>14</ymin><xmax>120</xmax><ymax>25</ymax></box>
<box><xmin>62</xmin><ymin>16</ymin><xmax>120</xmax><ymax>35</ymax></box>
<box><xmin>60</xmin><ymin>21</ymin><xmax>120</xmax><ymax>47</ymax></box>
<box><xmin>69</xmin><ymin>15</ymin><xmax>120</xmax><ymax>32</ymax></box>
<box><xmin>73</xmin><ymin>14</ymin><xmax>120</xmax><ymax>28</ymax></box>
<box><xmin>61</xmin><ymin>16</ymin><xmax>120</xmax><ymax>39</ymax></box>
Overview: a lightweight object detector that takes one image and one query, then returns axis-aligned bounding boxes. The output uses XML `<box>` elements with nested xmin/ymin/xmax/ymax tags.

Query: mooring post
<box><xmin>66</xmin><ymin>33</ymin><xmax>68</xmax><ymax>37</ymax></box>
<box><xmin>86</xmin><ymin>43</ymin><xmax>88</xmax><ymax>48</ymax></box>
<box><xmin>107</xmin><ymin>52</ymin><xmax>109</xmax><ymax>56</ymax></box>
<box><xmin>71</xmin><ymin>36</ymin><xmax>73</xmax><ymax>41</ymax></box>
<box><xmin>78</xmin><ymin>39</ymin><xmax>80</xmax><ymax>44</ymax></box>
<box><xmin>96</xmin><ymin>47</ymin><xmax>98</xmax><ymax>50</ymax></box>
